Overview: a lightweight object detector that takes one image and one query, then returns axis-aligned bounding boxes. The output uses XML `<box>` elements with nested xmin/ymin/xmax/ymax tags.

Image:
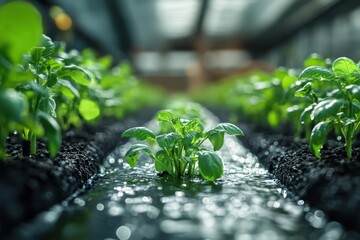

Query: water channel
<box><xmin>11</xmin><ymin>111</ymin><xmax>349</xmax><ymax>240</ymax></box>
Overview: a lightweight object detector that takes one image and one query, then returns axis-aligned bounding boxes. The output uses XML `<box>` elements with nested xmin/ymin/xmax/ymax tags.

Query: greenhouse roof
<box><xmin>52</xmin><ymin>0</ymin><xmax>340</xmax><ymax>56</ymax></box>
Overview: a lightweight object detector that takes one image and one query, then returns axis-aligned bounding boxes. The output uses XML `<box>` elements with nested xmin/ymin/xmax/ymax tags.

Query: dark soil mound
<box><xmin>0</xmin><ymin>108</ymin><xmax>157</xmax><ymax>236</ymax></box>
<box><xmin>211</xmin><ymin>107</ymin><xmax>360</xmax><ymax>232</ymax></box>
<box><xmin>238</xmin><ymin>126</ymin><xmax>360</xmax><ymax>232</ymax></box>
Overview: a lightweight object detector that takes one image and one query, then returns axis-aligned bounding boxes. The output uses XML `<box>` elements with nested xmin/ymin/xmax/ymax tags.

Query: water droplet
<box><xmin>175</xmin><ymin>191</ymin><xmax>185</xmax><ymax>197</ymax></box>
<box><xmin>109</xmin><ymin>157</ymin><xmax>115</xmax><ymax>164</ymax></box>
<box><xmin>108</xmin><ymin>206</ymin><xmax>124</xmax><ymax>216</ymax></box>
<box><xmin>282</xmin><ymin>190</ymin><xmax>287</xmax><ymax>198</ymax></box>
<box><xmin>297</xmin><ymin>200</ymin><xmax>305</xmax><ymax>205</ymax></box>
<box><xmin>142</xmin><ymin>196</ymin><xmax>152</xmax><ymax>203</ymax></box>
<box><xmin>116</xmin><ymin>225</ymin><xmax>131</xmax><ymax>240</ymax></box>
<box><xmin>96</xmin><ymin>203</ymin><xmax>104</xmax><ymax>211</ymax></box>
<box><xmin>74</xmin><ymin>198</ymin><xmax>85</xmax><ymax>207</ymax></box>
<box><xmin>202</xmin><ymin>197</ymin><xmax>210</xmax><ymax>204</ymax></box>
<box><xmin>273</xmin><ymin>201</ymin><xmax>280</xmax><ymax>208</ymax></box>
<box><xmin>314</xmin><ymin>210</ymin><xmax>325</xmax><ymax>218</ymax></box>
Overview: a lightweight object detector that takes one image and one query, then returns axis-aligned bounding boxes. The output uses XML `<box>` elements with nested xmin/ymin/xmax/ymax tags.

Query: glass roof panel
<box><xmin>204</xmin><ymin>0</ymin><xmax>254</xmax><ymax>37</ymax></box>
<box><xmin>155</xmin><ymin>0</ymin><xmax>201</xmax><ymax>38</ymax></box>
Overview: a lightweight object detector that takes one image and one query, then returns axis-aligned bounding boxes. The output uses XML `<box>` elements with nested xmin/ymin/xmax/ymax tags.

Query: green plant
<box><xmin>296</xmin><ymin>57</ymin><xmax>360</xmax><ymax>159</ymax></box>
<box><xmin>0</xmin><ymin>1</ymin><xmax>163</xmax><ymax>161</ymax></box>
<box><xmin>121</xmin><ymin>109</ymin><xmax>244</xmax><ymax>181</ymax></box>
<box><xmin>0</xmin><ymin>2</ymin><xmax>43</xmax><ymax>159</ymax></box>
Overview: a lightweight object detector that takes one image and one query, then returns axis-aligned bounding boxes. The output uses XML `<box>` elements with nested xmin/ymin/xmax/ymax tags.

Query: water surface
<box><xmin>12</xmin><ymin>113</ymin><xmax>349</xmax><ymax>240</ymax></box>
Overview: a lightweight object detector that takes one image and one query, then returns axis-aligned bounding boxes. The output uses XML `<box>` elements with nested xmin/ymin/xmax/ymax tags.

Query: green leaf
<box><xmin>155</xmin><ymin>150</ymin><xmax>173</xmax><ymax>174</ymax></box>
<box><xmin>273</xmin><ymin>67</ymin><xmax>289</xmax><ymax>80</ymax></box>
<box><xmin>121</xmin><ymin>127</ymin><xmax>155</xmax><ymax>141</ymax></box>
<box><xmin>0</xmin><ymin>89</ymin><xmax>27</xmax><ymax>122</ymax></box>
<box><xmin>58</xmin><ymin>65</ymin><xmax>92</xmax><ymax>86</ymax></box>
<box><xmin>171</xmin><ymin>118</ymin><xmax>185</xmax><ymax>135</ymax></box>
<box><xmin>38</xmin><ymin>97</ymin><xmax>56</xmax><ymax>117</ymax></box>
<box><xmin>18</xmin><ymin>81</ymin><xmax>48</xmax><ymax>97</ymax></box>
<box><xmin>40</xmin><ymin>34</ymin><xmax>55</xmax><ymax>57</ymax></box>
<box><xmin>30</xmin><ymin>47</ymin><xmax>45</xmax><ymax>62</ymax></box>
<box><xmin>332</xmin><ymin>57</ymin><xmax>359</xmax><ymax>77</ymax></box>
<box><xmin>47</xmin><ymin>73</ymin><xmax>57</xmax><ymax>87</ymax></box>
<box><xmin>156</xmin><ymin>132</ymin><xmax>181</xmax><ymax>150</ymax></box>
<box><xmin>281</xmin><ymin>75</ymin><xmax>297</xmax><ymax>90</ymax></box>
<box><xmin>346</xmin><ymin>84</ymin><xmax>360</xmax><ymax>99</ymax></box>
<box><xmin>342</xmin><ymin>117</ymin><xmax>356</xmax><ymax>126</ymax></box>
<box><xmin>304</xmin><ymin>54</ymin><xmax>325</xmax><ymax>68</ymax></box>
<box><xmin>267</xmin><ymin>110</ymin><xmax>280</xmax><ymax>128</ymax></box>
<box><xmin>0</xmin><ymin>2</ymin><xmax>43</xmax><ymax>63</ymax></box>
<box><xmin>45</xmin><ymin>58</ymin><xmax>63</xmax><ymax>72</ymax></box>
<box><xmin>182</xmin><ymin>131</ymin><xmax>200</xmax><ymax>148</ymax></box>
<box><xmin>208</xmin><ymin>131</ymin><xmax>224</xmax><ymax>151</ymax></box>
<box><xmin>124</xmin><ymin>144</ymin><xmax>153</xmax><ymax>167</ymax></box>
<box><xmin>286</xmin><ymin>105</ymin><xmax>301</xmax><ymax>114</ymax></box>
<box><xmin>0</xmin><ymin>53</ymin><xmax>11</xmax><ymax>70</ymax></box>
<box><xmin>79</xmin><ymin>99</ymin><xmax>100</xmax><ymax>121</ymax></box>
<box><xmin>57</xmin><ymin>79</ymin><xmax>80</xmax><ymax>98</ymax></box>
<box><xmin>206</xmin><ymin>123</ymin><xmax>244</xmax><ymax>137</ymax></box>
<box><xmin>310</xmin><ymin>121</ymin><xmax>333</xmax><ymax>159</ymax></box>
<box><xmin>184</xmin><ymin>118</ymin><xmax>201</xmax><ymax>133</ymax></box>
<box><xmin>198</xmin><ymin>151</ymin><xmax>223</xmax><ymax>181</ymax></box>
<box><xmin>300</xmin><ymin>103</ymin><xmax>316</xmax><ymax>123</ymax></box>
<box><xmin>352</xmin><ymin>102</ymin><xmax>360</xmax><ymax>114</ymax></box>
<box><xmin>298</xmin><ymin>66</ymin><xmax>335</xmax><ymax>80</ymax></box>
<box><xmin>295</xmin><ymin>82</ymin><xmax>312</xmax><ymax>98</ymax></box>
<box><xmin>156</xmin><ymin>110</ymin><xmax>176</xmax><ymax>122</ymax></box>
<box><xmin>311</xmin><ymin>99</ymin><xmax>345</xmax><ymax>121</ymax></box>
<box><xmin>38</xmin><ymin>112</ymin><xmax>62</xmax><ymax>158</ymax></box>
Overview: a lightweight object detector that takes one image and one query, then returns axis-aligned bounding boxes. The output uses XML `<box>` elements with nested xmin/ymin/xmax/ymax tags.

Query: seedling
<box><xmin>121</xmin><ymin>109</ymin><xmax>244</xmax><ymax>181</ymax></box>
<box><xmin>296</xmin><ymin>57</ymin><xmax>360</xmax><ymax>159</ymax></box>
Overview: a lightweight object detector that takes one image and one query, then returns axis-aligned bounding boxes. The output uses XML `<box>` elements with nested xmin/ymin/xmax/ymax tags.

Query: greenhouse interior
<box><xmin>1</xmin><ymin>0</ymin><xmax>360</xmax><ymax>239</ymax></box>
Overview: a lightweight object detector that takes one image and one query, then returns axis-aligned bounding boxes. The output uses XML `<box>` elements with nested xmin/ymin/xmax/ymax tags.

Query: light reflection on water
<box><xmin>38</xmin><ymin>135</ymin><xmax>346</xmax><ymax>240</ymax></box>
<box><xmin>12</xmin><ymin>110</ymin><xmax>350</xmax><ymax>240</ymax></box>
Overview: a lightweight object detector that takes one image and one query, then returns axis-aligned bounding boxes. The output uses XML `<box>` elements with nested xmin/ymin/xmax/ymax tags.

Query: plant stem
<box><xmin>188</xmin><ymin>162</ymin><xmax>194</xmax><ymax>176</ymax></box>
<box><xmin>344</xmin><ymin>96</ymin><xmax>354</xmax><ymax>160</ymax></box>
<box><xmin>345</xmin><ymin>125</ymin><xmax>353</xmax><ymax>160</ymax></box>
<box><xmin>0</xmin><ymin>127</ymin><xmax>7</xmax><ymax>160</ymax></box>
<box><xmin>30</xmin><ymin>132</ymin><xmax>37</xmax><ymax>155</ymax></box>
<box><xmin>181</xmin><ymin>162</ymin><xmax>188</xmax><ymax>176</ymax></box>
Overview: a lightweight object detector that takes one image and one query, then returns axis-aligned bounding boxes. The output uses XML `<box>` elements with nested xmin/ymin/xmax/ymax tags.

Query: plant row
<box><xmin>192</xmin><ymin>54</ymin><xmax>360</xmax><ymax>160</ymax></box>
<box><xmin>0</xmin><ymin>2</ymin><xmax>162</xmax><ymax>160</ymax></box>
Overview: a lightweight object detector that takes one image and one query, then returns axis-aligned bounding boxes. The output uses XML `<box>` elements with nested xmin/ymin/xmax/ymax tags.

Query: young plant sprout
<box><xmin>296</xmin><ymin>57</ymin><xmax>360</xmax><ymax>159</ymax></box>
<box><xmin>121</xmin><ymin>109</ymin><xmax>244</xmax><ymax>181</ymax></box>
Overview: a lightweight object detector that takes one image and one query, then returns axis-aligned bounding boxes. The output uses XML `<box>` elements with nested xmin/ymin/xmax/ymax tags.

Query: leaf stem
<box><xmin>30</xmin><ymin>132</ymin><xmax>37</xmax><ymax>155</ymax></box>
<box><xmin>0</xmin><ymin>127</ymin><xmax>7</xmax><ymax>160</ymax></box>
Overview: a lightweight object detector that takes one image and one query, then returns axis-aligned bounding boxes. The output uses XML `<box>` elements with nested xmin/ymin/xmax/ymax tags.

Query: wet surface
<box><xmin>10</xmin><ymin>112</ymin><xmax>353</xmax><ymax>240</ymax></box>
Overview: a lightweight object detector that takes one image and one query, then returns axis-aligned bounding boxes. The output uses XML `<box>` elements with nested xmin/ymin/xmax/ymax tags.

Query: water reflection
<box><xmin>39</xmin><ymin>135</ymin><xmax>344</xmax><ymax>240</ymax></box>
<box><xmin>11</xmin><ymin>113</ymin><xmax>358</xmax><ymax>240</ymax></box>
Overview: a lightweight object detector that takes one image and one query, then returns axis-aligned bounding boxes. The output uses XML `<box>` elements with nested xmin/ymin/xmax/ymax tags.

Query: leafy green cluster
<box><xmin>192</xmin><ymin>68</ymin><xmax>299</xmax><ymax>130</ymax></box>
<box><xmin>293</xmin><ymin>57</ymin><xmax>360</xmax><ymax>159</ymax></box>
<box><xmin>0</xmin><ymin>2</ymin><xmax>162</xmax><ymax>160</ymax></box>
<box><xmin>193</xmin><ymin>54</ymin><xmax>360</xmax><ymax>160</ymax></box>
<box><xmin>121</xmin><ymin>105</ymin><xmax>244</xmax><ymax>181</ymax></box>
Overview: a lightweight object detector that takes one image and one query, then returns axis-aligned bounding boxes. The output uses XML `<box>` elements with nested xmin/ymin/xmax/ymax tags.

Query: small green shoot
<box><xmin>121</xmin><ymin>109</ymin><xmax>244</xmax><ymax>181</ymax></box>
